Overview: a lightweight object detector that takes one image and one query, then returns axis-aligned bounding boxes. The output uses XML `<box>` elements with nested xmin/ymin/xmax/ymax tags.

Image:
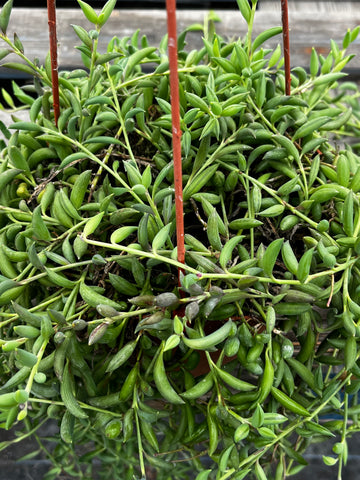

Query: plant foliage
<box><xmin>0</xmin><ymin>0</ymin><xmax>360</xmax><ymax>478</ymax></box>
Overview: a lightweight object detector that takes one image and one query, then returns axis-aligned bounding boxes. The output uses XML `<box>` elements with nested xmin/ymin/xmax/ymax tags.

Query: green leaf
<box><xmin>252</xmin><ymin>26</ymin><xmax>282</xmax><ymax>52</ymax></box>
<box><xmin>271</xmin><ymin>387</ymin><xmax>310</xmax><ymax>416</ymax></box>
<box><xmin>98</xmin><ymin>0</ymin><xmax>117</xmax><ymax>27</ymax></box>
<box><xmin>1</xmin><ymin>87</ymin><xmax>15</xmax><ymax>108</ymax></box>
<box><xmin>343</xmin><ymin>29</ymin><xmax>352</xmax><ymax>49</ymax></box>
<box><xmin>251</xmin><ymin>404</ymin><xmax>264</xmax><ymax>428</ymax></box>
<box><xmin>234</xmin><ymin>423</ymin><xmax>250</xmax><ymax>442</ymax></box>
<box><xmin>84</xmin><ymin>95</ymin><xmax>113</xmax><ymax>106</ymax></box>
<box><xmin>0</xmin><ymin>0</ymin><xmax>13</xmax><ymax>34</ymax></box>
<box><xmin>185</xmin><ymin>92</ymin><xmax>210</xmax><ymax>113</ymax></box>
<box><xmin>310</xmin><ymin>47</ymin><xmax>319</xmax><ymax>77</ymax></box>
<box><xmin>17</xmin><ymin>449</ymin><xmax>42</xmax><ymax>462</ymax></box>
<box><xmin>83</xmin><ymin>212</ymin><xmax>104</xmax><ymax>238</ymax></box>
<box><xmin>77</xmin><ymin>0</ymin><xmax>98</xmax><ymax>24</ymax></box>
<box><xmin>236</xmin><ymin>0</ymin><xmax>251</xmax><ymax>24</ymax></box>
<box><xmin>32</xmin><ymin>205</ymin><xmax>51</xmax><ymax>241</ymax></box>
<box><xmin>13</xmin><ymin>33</ymin><xmax>24</xmax><ymax>54</ymax></box>
<box><xmin>307</xmin><ymin>421</ymin><xmax>335</xmax><ymax>437</ymax></box>
<box><xmin>282</xmin><ymin>338</ymin><xmax>294</xmax><ymax>359</ymax></box>
<box><xmin>15</xmin><ymin>348</ymin><xmax>38</xmax><ymax>367</ymax></box>
<box><xmin>274</xmin><ymin>302</ymin><xmax>311</xmax><ymax>316</ymax></box>
<box><xmin>110</xmin><ymin>226</ymin><xmax>138</xmax><ymax>244</ymax></box>
<box><xmin>71</xmin><ymin>24</ymin><xmax>92</xmax><ymax>48</ymax></box>
<box><xmin>95</xmin><ymin>52</ymin><xmax>123</xmax><ymax>66</ymax></box>
<box><xmin>255</xmin><ymin>461</ymin><xmax>267</xmax><ymax>480</ymax></box>
<box><xmin>183</xmin><ymin>164</ymin><xmax>218</xmax><ymax>201</ymax></box>
<box><xmin>1</xmin><ymin>62</ymin><xmax>37</xmax><ymax>76</ymax></box>
<box><xmin>282</xmin><ymin>445</ymin><xmax>308</xmax><ymax>466</ymax></box>
<box><xmin>219</xmin><ymin>444</ymin><xmax>234</xmax><ymax>472</ymax></box>
<box><xmin>268</xmin><ymin>44</ymin><xmax>282</xmax><ymax>68</ymax></box>
<box><xmin>106</xmin><ymin>340</ymin><xmax>137</xmax><ymax>373</ymax></box>
<box><xmin>258</xmin><ymin>204</ymin><xmax>285</xmax><ymax>218</ymax></box>
<box><xmin>59</xmin><ymin>152</ymin><xmax>87</xmax><ymax>169</ymax></box>
<box><xmin>124</xmin><ymin>107</ymin><xmax>145</xmax><ymax>121</ymax></box>
<box><xmin>8</xmin><ymin>121</ymin><xmax>42</xmax><ymax>132</ymax></box>
<box><xmin>156</xmin><ymin>97</ymin><xmax>172</xmax><ymax>115</ymax></box>
<box><xmin>141</xmin><ymin>165</ymin><xmax>152</xmax><ymax>189</ymax></box>
<box><xmin>277</xmin><ymin>176</ymin><xmax>300</xmax><ymax>197</ymax></box>
<box><xmin>255</xmin><ymin>71</ymin><xmax>266</xmax><ymax>108</ymax></box>
<box><xmin>84</xmin><ymin>136</ymin><xmax>123</xmax><ymax>145</ymax></box>
<box><xmin>8</xmin><ymin>146</ymin><xmax>29</xmax><ymax>172</ymax></box>
<box><xmin>124</xmin><ymin>47</ymin><xmax>157</xmax><ymax>78</ymax></box>
<box><xmin>195</xmin><ymin>471</ymin><xmax>212</xmax><ymax>480</ymax></box>
<box><xmin>200</xmin><ymin>117</ymin><xmax>219</xmax><ymax>139</ymax></box>
<box><xmin>297</xmin><ymin>247</ymin><xmax>314</xmax><ymax>283</ymax></box>
<box><xmin>343</xmin><ymin>191</ymin><xmax>354</xmax><ymax>237</ymax></box>
<box><xmin>163</xmin><ymin>334</ymin><xmax>180</xmax><ymax>352</ymax></box>
<box><xmin>212</xmin><ymin>57</ymin><xmax>236</xmax><ymax>74</ymax></box>
<box><xmin>345</xmin><ymin>336</ymin><xmax>357</xmax><ymax>370</ymax></box>
<box><xmin>152</xmin><ymin>223</ymin><xmax>171</xmax><ymax>252</ymax></box>
<box><xmin>292</xmin><ymin>116</ymin><xmax>331</xmax><ymax>141</ymax></box>
<box><xmin>262</xmin><ymin>238</ymin><xmax>283</xmax><ymax>278</ymax></box>
<box><xmin>45</xmin><ymin>268</ymin><xmax>76</xmax><ymax>289</ymax></box>
<box><xmin>312</xmin><ymin>72</ymin><xmax>347</xmax><ymax>86</ymax></box>
<box><xmin>323</xmin><ymin>455</ymin><xmax>338</xmax><ymax>466</ymax></box>
<box><xmin>0</xmin><ymin>48</ymin><xmax>11</xmax><ymax>61</ymax></box>
<box><xmin>350</xmin><ymin>26</ymin><xmax>360</xmax><ymax>43</ymax></box>
<box><xmin>286</xmin><ymin>357</ymin><xmax>316</xmax><ymax>390</ymax></box>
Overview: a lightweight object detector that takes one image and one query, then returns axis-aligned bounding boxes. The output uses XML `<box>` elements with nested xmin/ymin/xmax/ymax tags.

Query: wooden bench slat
<box><xmin>1</xmin><ymin>3</ymin><xmax>360</xmax><ymax>71</ymax></box>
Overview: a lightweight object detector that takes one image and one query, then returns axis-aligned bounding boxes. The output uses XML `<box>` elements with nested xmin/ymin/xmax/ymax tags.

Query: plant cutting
<box><xmin>1</xmin><ymin>0</ymin><xmax>360</xmax><ymax>479</ymax></box>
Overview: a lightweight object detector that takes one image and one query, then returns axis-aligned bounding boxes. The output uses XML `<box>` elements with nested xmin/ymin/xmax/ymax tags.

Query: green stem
<box><xmin>247</xmin><ymin>0</ymin><xmax>258</xmax><ymax>56</ymax></box>
<box><xmin>248</xmin><ymin>95</ymin><xmax>277</xmax><ymax>133</ymax></box>
<box><xmin>134</xmin><ymin>407</ymin><xmax>146</xmax><ymax>478</ymax></box>
<box><xmin>244</xmin><ymin>167</ymin><xmax>255</xmax><ymax>258</ymax></box>
<box><xmin>25</xmin><ymin>338</ymin><xmax>48</xmax><ymax>394</ymax></box>
<box><xmin>84</xmin><ymin>236</ymin><xmax>302</xmax><ymax>284</ymax></box>
<box><xmin>238</xmin><ymin>170</ymin><xmax>319</xmax><ymax>228</ymax></box>
<box><xmin>105</xmin><ymin>64</ymin><xmax>135</xmax><ymax>163</ymax></box>
<box><xmin>116</xmin><ymin>66</ymin><xmax>198</xmax><ymax>91</ymax></box>
<box><xmin>307</xmin><ymin>258</ymin><xmax>357</xmax><ymax>283</ymax></box>
<box><xmin>338</xmin><ymin>391</ymin><xmax>349</xmax><ymax>480</ymax></box>
<box><xmin>144</xmin><ymin>345</ymin><xmax>162</xmax><ymax>381</ymax></box>
<box><xmin>228</xmin><ymin>373</ymin><xmax>352</xmax><ymax>475</ymax></box>
<box><xmin>88</xmin><ymin>32</ymin><xmax>100</xmax><ymax>96</ymax></box>
<box><xmin>29</xmin><ymin>397</ymin><xmax>123</xmax><ymax>417</ymax></box>
<box><xmin>0</xmin><ymin>34</ymin><xmax>69</xmax><ymax>106</ymax></box>
<box><xmin>33</xmin><ymin>430</ymin><xmax>62</xmax><ymax>468</ymax></box>
<box><xmin>0</xmin><ymin>35</ymin><xmax>50</xmax><ymax>81</ymax></box>
<box><xmin>88</xmin><ymin>307</ymin><xmax>154</xmax><ymax>325</ymax></box>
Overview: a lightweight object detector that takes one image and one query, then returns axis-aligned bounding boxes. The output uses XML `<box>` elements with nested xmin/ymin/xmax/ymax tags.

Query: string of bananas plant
<box><xmin>1</xmin><ymin>0</ymin><xmax>360</xmax><ymax>478</ymax></box>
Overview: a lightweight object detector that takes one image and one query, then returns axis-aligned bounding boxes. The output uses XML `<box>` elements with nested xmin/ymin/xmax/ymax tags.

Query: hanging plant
<box><xmin>0</xmin><ymin>1</ymin><xmax>360</xmax><ymax>479</ymax></box>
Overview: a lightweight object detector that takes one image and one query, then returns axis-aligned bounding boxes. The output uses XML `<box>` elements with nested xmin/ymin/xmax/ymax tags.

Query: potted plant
<box><xmin>1</xmin><ymin>0</ymin><xmax>360</xmax><ymax>478</ymax></box>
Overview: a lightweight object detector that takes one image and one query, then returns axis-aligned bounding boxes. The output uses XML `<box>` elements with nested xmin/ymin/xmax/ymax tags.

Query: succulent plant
<box><xmin>1</xmin><ymin>1</ymin><xmax>360</xmax><ymax>479</ymax></box>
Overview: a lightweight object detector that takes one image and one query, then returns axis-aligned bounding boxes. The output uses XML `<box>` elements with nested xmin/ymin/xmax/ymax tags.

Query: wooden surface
<box><xmin>1</xmin><ymin>2</ymin><xmax>360</xmax><ymax>72</ymax></box>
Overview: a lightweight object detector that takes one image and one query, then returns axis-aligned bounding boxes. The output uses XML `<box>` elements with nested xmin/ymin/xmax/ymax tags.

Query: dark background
<box><xmin>0</xmin><ymin>0</ymin><xmax>359</xmax><ymax>8</ymax></box>
<box><xmin>1</xmin><ymin>0</ymin><xmax>253</xmax><ymax>10</ymax></box>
